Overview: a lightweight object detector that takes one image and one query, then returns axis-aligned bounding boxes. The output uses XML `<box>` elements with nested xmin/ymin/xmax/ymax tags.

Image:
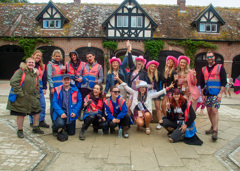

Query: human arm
<box><xmin>10</xmin><ymin>69</ymin><xmax>24</xmax><ymax>97</ymax></box>
<box><xmin>52</xmin><ymin>90</ymin><xmax>65</xmax><ymax>117</ymax></box>
<box><xmin>71</xmin><ymin>91</ymin><xmax>82</xmax><ymax>118</ymax></box>
<box><xmin>190</xmin><ymin>69</ymin><xmax>197</xmax><ymax>86</ymax></box>
<box><xmin>216</xmin><ymin>66</ymin><xmax>227</xmax><ymax>102</ymax></box>
<box><xmin>42</xmin><ymin>66</ymin><xmax>47</xmax><ymax>90</ymax></box>
<box><xmin>104</xmin><ymin>103</ymin><xmax>115</xmax><ymax>121</ymax></box>
<box><xmin>128</xmin><ymin>52</ymin><xmax>135</xmax><ymax>70</ymax></box>
<box><xmin>97</xmin><ymin>66</ymin><xmax>104</xmax><ymax>84</ymax></box>
<box><xmin>116</xmin><ymin>102</ymin><xmax>128</xmax><ymax>120</ymax></box>
<box><xmin>104</xmin><ymin>74</ymin><xmax>111</xmax><ymax>94</ymax></box>
<box><xmin>150</xmin><ymin>82</ymin><xmax>174</xmax><ymax>99</ymax></box>
<box><xmin>185</xmin><ymin>104</ymin><xmax>196</xmax><ymax>127</ymax></box>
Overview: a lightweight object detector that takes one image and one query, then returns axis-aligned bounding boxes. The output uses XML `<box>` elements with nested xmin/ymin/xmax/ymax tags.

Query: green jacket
<box><xmin>7</xmin><ymin>63</ymin><xmax>41</xmax><ymax>114</ymax></box>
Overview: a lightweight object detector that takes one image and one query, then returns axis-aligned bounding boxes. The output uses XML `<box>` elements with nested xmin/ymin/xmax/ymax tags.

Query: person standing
<box><xmin>7</xmin><ymin>58</ymin><xmax>44</xmax><ymax>138</ymax></box>
<box><xmin>200</xmin><ymin>52</ymin><xmax>227</xmax><ymax>141</ymax></box>
<box><xmin>47</xmin><ymin>50</ymin><xmax>64</xmax><ymax>122</ymax></box>
<box><xmin>29</xmin><ymin>50</ymin><xmax>49</xmax><ymax>128</ymax></box>
<box><xmin>52</xmin><ymin>74</ymin><xmax>82</xmax><ymax>136</ymax></box>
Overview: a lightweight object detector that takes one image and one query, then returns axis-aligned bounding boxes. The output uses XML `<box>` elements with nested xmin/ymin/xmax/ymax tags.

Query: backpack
<box><xmin>57</xmin><ymin>129</ymin><xmax>68</xmax><ymax>142</ymax></box>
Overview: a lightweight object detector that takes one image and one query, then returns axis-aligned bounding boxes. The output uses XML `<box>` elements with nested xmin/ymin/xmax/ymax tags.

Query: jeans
<box><xmin>108</xmin><ymin>114</ymin><xmax>130</xmax><ymax>129</ymax></box>
<box><xmin>52</xmin><ymin>116</ymin><xmax>76</xmax><ymax>135</ymax></box>
<box><xmin>50</xmin><ymin>92</ymin><xmax>54</xmax><ymax>122</ymax></box>
<box><xmin>29</xmin><ymin>91</ymin><xmax>46</xmax><ymax>123</ymax></box>
<box><xmin>82</xmin><ymin>114</ymin><xmax>108</xmax><ymax>131</ymax></box>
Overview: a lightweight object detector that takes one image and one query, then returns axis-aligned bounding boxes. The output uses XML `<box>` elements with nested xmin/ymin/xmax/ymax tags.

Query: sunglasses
<box><xmin>112</xmin><ymin>91</ymin><xmax>120</xmax><ymax>94</ymax></box>
<box><xmin>206</xmin><ymin>56</ymin><xmax>214</xmax><ymax>59</ymax></box>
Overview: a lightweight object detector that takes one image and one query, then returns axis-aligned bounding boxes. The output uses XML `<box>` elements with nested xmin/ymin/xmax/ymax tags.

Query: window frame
<box><xmin>131</xmin><ymin>16</ymin><xmax>143</xmax><ymax>28</ymax></box>
<box><xmin>199</xmin><ymin>23</ymin><xmax>218</xmax><ymax>33</ymax></box>
<box><xmin>117</xmin><ymin>15</ymin><xmax>128</xmax><ymax>27</ymax></box>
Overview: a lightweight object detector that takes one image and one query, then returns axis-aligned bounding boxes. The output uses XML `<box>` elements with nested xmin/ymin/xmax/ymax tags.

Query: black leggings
<box><xmin>161</xmin><ymin>118</ymin><xmax>184</xmax><ymax>143</ymax></box>
<box><xmin>108</xmin><ymin>114</ymin><xmax>130</xmax><ymax>129</ymax></box>
<box><xmin>82</xmin><ymin>114</ymin><xmax>107</xmax><ymax>131</ymax></box>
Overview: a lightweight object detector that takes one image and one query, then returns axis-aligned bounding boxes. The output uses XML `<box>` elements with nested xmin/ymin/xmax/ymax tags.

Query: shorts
<box><xmin>10</xmin><ymin>110</ymin><xmax>41</xmax><ymax>116</ymax></box>
<box><xmin>205</xmin><ymin>95</ymin><xmax>221</xmax><ymax>109</ymax></box>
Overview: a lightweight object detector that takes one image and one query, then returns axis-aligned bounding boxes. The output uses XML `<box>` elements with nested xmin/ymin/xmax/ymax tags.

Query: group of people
<box><xmin>7</xmin><ymin>41</ymin><xmax>227</xmax><ymax>145</ymax></box>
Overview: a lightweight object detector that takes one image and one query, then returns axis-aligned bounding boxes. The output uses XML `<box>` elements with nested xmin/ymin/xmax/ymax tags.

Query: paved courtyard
<box><xmin>0</xmin><ymin>81</ymin><xmax>240</xmax><ymax>170</ymax></box>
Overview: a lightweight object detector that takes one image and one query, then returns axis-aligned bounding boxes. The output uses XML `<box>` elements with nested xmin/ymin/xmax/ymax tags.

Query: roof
<box><xmin>0</xmin><ymin>2</ymin><xmax>240</xmax><ymax>41</ymax></box>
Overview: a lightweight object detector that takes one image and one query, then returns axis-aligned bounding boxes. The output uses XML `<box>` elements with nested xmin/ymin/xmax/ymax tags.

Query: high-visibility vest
<box><xmin>9</xmin><ymin>69</ymin><xmax>37</xmax><ymax>103</ymax></box>
<box><xmin>84</xmin><ymin>94</ymin><xmax>103</xmax><ymax>114</ymax></box>
<box><xmin>55</xmin><ymin>85</ymin><xmax>78</xmax><ymax>105</ymax></box>
<box><xmin>202</xmin><ymin>64</ymin><xmax>222</xmax><ymax>95</ymax></box>
<box><xmin>66</xmin><ymin>61</ymin><xmax>85</xmax><ymax>79</ymax></box>
<box><xmin>104</xmin><ymin>97</ymin><xmax>125</xmax><ymax>116</ymax></box>
<box><xmin>184</xmin><ymin>101</ymin><xmax>197</xmax><ymax>138</ymax></box>
<box><xmin>48</xmin><ymin>61</ymin><xmax>62</xmax><ymax>88</ymax></box>
<box><xmin>82</xmin><ymin>63</ymin><xmax>101</xmax><ymax>78</ymax></box>
<box><xmin>38</xmin><ymin>64</ymin><xmax>45</xmax><ymax>89</ymax></box>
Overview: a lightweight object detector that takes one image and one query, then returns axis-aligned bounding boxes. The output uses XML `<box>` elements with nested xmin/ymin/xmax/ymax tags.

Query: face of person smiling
<box><xmin>111</xmin><ymin>87</ymin><xmax>120</xmax><ymax>99</ymax></box>
<box><xmin>206</xmin><ymin>52</ymin><xmax>215</xmax><ymax>65</ymax></box>
<box><xmin>167</xmin><ymin>59</ymin><xmax>174</xmax><ymax>68</ymax></box>
<box><xmin>26</xmin><ymin>58</ymin><xmax>35</xmax><ymax>71</ymax></box>
<box><xmin>33</xmin><ymin>53</ymin><xmax>42</xmax><ymax>63</ymax></box>
<box><xmin>71</xmin><ymin>53</ymin><xmax>77</xmax><ymax>62</ymax></box>
<box><xmin>173</xmin><ymin>93</ymin><xmax>180</xmax><ymax>102</ymax></box>
<box><xmin>93</xmin><ymin>84</ymin><xmax>101</xmax><ymax>97</ymax></box>
<box><xmin>149</xmin><ymin>64</ymin><xmax>157</xmax><ymax>73</ymax></box>
<box><xmin>63</xmin><ymin>77</ymin><xmax>71</xmax><ymax>88</ymax></box>
<box><xmin>136</xmin><ymin>60</ymin><xmax>144</xmax><ymax>69</ymax></box>
<box><xmin>54</xmin><ymin>53</ymin><xmax>61</xmax><ymax>62</ymax></box>
<box><xmin>139</xmin><ymin>87</ymin><xmax>146</xmax><ymax>94</ymax></box>
<box><xmin>111</xmin><ymin>61</ymin><xmax>119</xmax><ymax>70</ymax></box>
<box><xmin>179</xmin><ymin>59</ymin><xmax>187</xmax><ymax>70</ymax></box>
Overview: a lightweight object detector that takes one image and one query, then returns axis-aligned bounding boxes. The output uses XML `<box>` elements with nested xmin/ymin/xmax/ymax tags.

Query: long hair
<box><xmin>51</xmin><ymin>50</ymin><xmax>63</xmax><ymax>60</ymax></box>
<box><xmin>108</xmin><ymin>63</ymin><xmax>119</xmax><ymax>74</ymax></box>
<box><xmin>177</xmin><ymin>59</ymin><xmax>189</xmax><ymax>78</ymax></box>
<box><xmin>137</xmin><ymin>90</ymin><xmax>147</xmax><ymax>102</ymax></box>
<box><xmin>147</xmin><ymin>64</ymin><xmax>158</xmax><ymax>82</ymax></box>
<box><xmin>32</xmin><ymin>50</ymin><xmax>44</xmax><ymax>70</ymax></box>
<box><xmin>89</xmin><ymin>84</ymin><xmax>103</xmax><ymax>100</ymax></box>
<box><xmin>170</xmin><ymin>89</ymin><xmax>186</xmax><ymax>108</ymax></box>
<box><xmin>164</xmin><ymin>59</ymin><xmax>175</xmax><ymax>77</ymax></box>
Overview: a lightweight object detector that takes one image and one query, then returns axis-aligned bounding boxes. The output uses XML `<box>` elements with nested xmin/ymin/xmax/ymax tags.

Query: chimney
<box><xmin>177</xmin><ymin>0</ymin><xmax>186</xmax><ymax>13</ymax></box>
<box><xmin>74</xmin><ymin>0</ymin><xmax>80</xmax><ymax>5</ymax></box>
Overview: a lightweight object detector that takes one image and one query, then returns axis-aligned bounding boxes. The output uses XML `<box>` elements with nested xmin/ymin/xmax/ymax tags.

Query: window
<box><xmin>117</xmin><ymin>16</ymin><xmax>128</xmax><ymax>27</ymax></box>
<box><xmin>199</xmin><ymin>23</ymin><xmax>217</xmax><ymax>33</ymax></box>
<box><xmin>43</xmin><ymin>20</ymin><xmax>61</xmax><ymax>29</ymax></box>
<box><xmin>131</xmin><ymin>16</ymin><xmax>143</xmax><ymax>27</ymax></box>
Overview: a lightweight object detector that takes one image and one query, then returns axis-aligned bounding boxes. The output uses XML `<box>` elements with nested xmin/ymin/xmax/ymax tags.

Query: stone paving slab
<box><xmin>89</xmin><ymin>147</ymin><xmax>110</xmax><ymax>158</ymax></box>
<box><xmin>107</xmin><ymin>146</ymin><xmax>130</xmax><ymax>164</ymax></box>
<box><xmin>173</xmin><ymin>143</ymin><xmax>199</xmax><ymax>159</ymax></box>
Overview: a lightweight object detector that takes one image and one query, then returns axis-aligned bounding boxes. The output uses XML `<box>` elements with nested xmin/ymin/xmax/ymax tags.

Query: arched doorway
<box><xmin>0</xmin><ymin>45</ymin><xmax>24</xmax><ymax>79</ymax></box>
<box><xmin>37</xmin><ymin>46</ymin><xmax>65</xmax><ymax>65</ymax></box>
<box><xmin>75</xmin><ymin>47</ymin><xmax>104</xmax><ymax>71</ymax></box>
<box><xmin>115</xmin><ymin>49</ymin><xmax>144</xmax><ymax>67</ymax></box>
<box><xmin>157</xmin><ymin>51</ymin><xmax>183</xmax><ymax>73</ymax></box>
<box><xmin>195</xmin><ymin>52</ymin><xmax>224</xmax><ymax>84</ymax></box>
<box><xmin>232</xmin><ymin>55</ymin><xmax>240</xmax><ymax>82</ymax></box>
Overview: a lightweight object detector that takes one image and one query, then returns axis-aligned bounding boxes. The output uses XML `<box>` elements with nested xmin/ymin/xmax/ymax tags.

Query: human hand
<box><xmin>192</xmin><ymin>68</ymin><xmax>196</xmax><ymax>77</ymax></box>
<box><xmin>61</xmin><ymin>113</ymin><xmax>67</xmax><ymax>118</ymax></box>
<box><xmin>112</xmin><ymin>118</ymin><xmax>120</xmax><ymax>123</ymax></box>
<box><xmin>216</xmin><ymin>93</ymin><xmax>222</xmax><ymax>102</ymax></box>
<box><xmin>102</xmin><ymin>117</ymin><xmax>106</xmax><ymax>122</ymax></box>
<box><xmin>71</xmin><ymin>113</ymin><xmax>76</xmax><ymax>118</ymax></box>
<box><xmin>202</xmin><ymin>95</ymin><xmax>206</xmax><ymax>103</ymax></box>
<box><xmin>77</xmin><ymin>78</ymin><xmax>83</xmax><ymax>82</ymax></box>
<box><xmin>43</xmin><ymin>89</ymin><xmax>47</xmax><ymax>95</ymax></box>
<box><xmin>179</xmin><ymin>124</ymin><xmax>187</xmax><ymax>133</ymax></box>
<box><xmin>94</xmin><ymin>78</ymin><xmax>98</xmax><ymax>84</ymax></box>
<box><xmin>166</xmin><ymin>98</ymin><xmax>170</xmax><ymax>109</ymax></box>
<box><xmin>51</xmin><ymin>88</ymin><xmax>54</xmax><ymax>94</ymax></box>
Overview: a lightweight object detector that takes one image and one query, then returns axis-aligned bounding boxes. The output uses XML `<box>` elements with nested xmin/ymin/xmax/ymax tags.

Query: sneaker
<box><xmin>39</xmin><ymin>121</ymin><xmax>50</xmax><ymax>128</ymax></box>
<box><xmin>32</xmin><ymin>127</ymin><xmax>44</xmax><ymax>134</ymax></box>
<box><xmin>29</xmin><ymin>123</ymin><xmax>33</xmax><ymax>128</ymax></box>
<box><xmin>205</xmin><ymin>126</ymin><xmax>213</xmax><ymax>135</ymax></box>
<box><xmin>156</xmin><ymin>123</ymin><xmax>162</xmax><ymax>130</ymax></box>
<box><xmin>79</xmin><ymin>129</ymin><xmax>85</xmax><ymax>140</ymax></box>
<box><xmin>212</xmin><ymin>130</ymin><xmax>218</xmax><ymax>141</ymax></box>
<box><xmin>17</xmin><ymin>130</ymin><xmax>24</xmax><ymax>138</ymax></box>
<box><xmin>123</xmin><ymin>126</ymin><xmax>129</xmax><ymax>138</ymax></box>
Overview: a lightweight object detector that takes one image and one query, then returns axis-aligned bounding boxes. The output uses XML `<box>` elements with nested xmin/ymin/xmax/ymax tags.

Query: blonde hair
<box><xmin>51</xmin><ymin>50</ymin><xmax>63</xmax><ymax>60</ymax></box>
<box><xmin>164</xmin><ymin>59</ymin><xmax>175</xmax><ymax>77</ymax></box>
<box><xmin>177</xmin><ymin>59</ymin><xmax>189</xmax><ymax>78</ymax></box>
<box><xmin>108</xmin><ymin>62</ymin><xmax>119</xmax><ymax>74</ymax></box>
<box><xmin>147</xmin><ymin>64</ymin><xmax>158</xmax><ymax>82</ymax></box>
<box><xmin>32</xmin><ymin>50</ymin><xmax>44</xmax><ymax>70</ymax></box>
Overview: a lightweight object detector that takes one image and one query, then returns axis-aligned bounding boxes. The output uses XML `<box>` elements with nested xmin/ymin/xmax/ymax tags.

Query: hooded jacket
<box><xmin>7</xmin><ymin>62</ymin><xmax>41</xmax><ymax>114</ymax></box>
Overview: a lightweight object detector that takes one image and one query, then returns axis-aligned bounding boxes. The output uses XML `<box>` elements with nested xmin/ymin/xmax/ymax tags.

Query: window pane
<box><xmin>137</xmin><ymin>16</ymin><xmax>142</xmax><ymax>27</ymax></box>
<box><xmin>123</xmin><ymin>16</ymin><xmax>128</xmax><ymax>27</ymax></box>
<box><xmin>43</xmin><ymin>20</ymin><xmax>48</xmax><ymax>28</ymax></box>
<box><xmin>55</xmin><ymin>20</ymin><xmax>61</xmax><ymax>28</ymax></box>
<box><xmin>199</xmin><ymin>23</ymin><xmax>205</xmax><ymax>31</ymax></box>
<box><xmin>117</xmin><ymin>16</ymin><xmax>122</xmax><ymax>27</ymax></box>
<box><xmin>49</xmin><ymin>20</ymin><xmax>54</xmax><ymax>28</ymax></box>
<box><xmin>206</xmin><ymin>24</ymin><xmax>211</xmax><ymax>32</ymax></box>
<box><xmin>131</xmin><ymin>16</ymin><xmax>136</xmax><ymax>27</ymax></box>
<box><xmin>212</xmin><ymin>24</ymin><xmax>217</xmax><ymax>32</ymax></box>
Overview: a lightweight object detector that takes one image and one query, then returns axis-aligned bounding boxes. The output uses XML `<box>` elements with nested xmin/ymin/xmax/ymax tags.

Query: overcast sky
<box><xmin>28</xmin><ymin>0</ymin><xmax>240</xmax><ymax>8</ymax></box>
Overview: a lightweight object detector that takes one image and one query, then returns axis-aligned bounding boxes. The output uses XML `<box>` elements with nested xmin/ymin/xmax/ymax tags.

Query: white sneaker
<box><xmin>156</xmin><ymin>123</ymin><xmax>162</xmax><ymax>130</ymax></box>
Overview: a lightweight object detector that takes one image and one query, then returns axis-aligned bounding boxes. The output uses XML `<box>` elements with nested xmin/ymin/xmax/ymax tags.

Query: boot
<box><xmin>17</xmin><ymin>130</ymin><xmax>24</xmax><ymax>138</ymax></box>
<box><xmin>39</xmin><ymin>121</ymin><xmax>50</xmax><ymax>128</ymax></box>
<box><xmin>212</xmin><ymin>130</ymin><xmax>218</xmax><ymax>141</ymax></box>
<box><xmin>122</xmin><ymin>126</ymin><xmax>129</xmax><ymax>138</ymax></box>
<box><xmin>32</xmin><ymin>127</ymin><xmax>44</xmax><ymax>134</ymax></box>
<box><xmin>79</xmin><ymin>129</ymin><xmax>85</xmax><ymax>141</ymax></box>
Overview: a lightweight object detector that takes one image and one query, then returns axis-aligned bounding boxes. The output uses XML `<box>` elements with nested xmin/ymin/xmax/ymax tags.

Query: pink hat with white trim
<box><xmin>109</xmin><ymin>57</ymin><xmax>121</xmax><ymax>65</ymax></box>
<box><xmin>166</xmin><ymin>56</ymin><xmax>178</xmax><ymax>68</ymax></box>
<box><xmin>135</xmin><ymin>55</ymin><xmax>146</xmax><ymax>65</ymax></box>
<box><xmin>146</xmin><ymin>60</ymin><xmax>159</xmax><ymax>70</ymax></box>
<box><xmin>178</xmin><ymin>56</ymin><xmax>190</xmax><ymax>65</ymax></box>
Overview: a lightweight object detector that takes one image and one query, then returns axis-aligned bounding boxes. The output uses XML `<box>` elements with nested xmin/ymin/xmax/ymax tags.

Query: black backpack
<box><xmin>57</xmin><ymin>129</ymin><xmax>68</xmax><ymax>142</ymax></box>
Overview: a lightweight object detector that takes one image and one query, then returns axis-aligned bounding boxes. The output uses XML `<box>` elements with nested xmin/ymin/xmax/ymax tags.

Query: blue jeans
<box><xmin>52</xmin><ymin>116</ymin><xmax>76</xmax><ymax>135</ymax></box>
<box><xmin>29</xmin><ymin>91</ymin><xmax>46</xmax><ymax>123</ymax></box>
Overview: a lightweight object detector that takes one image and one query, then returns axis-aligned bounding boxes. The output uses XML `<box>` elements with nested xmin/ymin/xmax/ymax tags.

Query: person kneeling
<box><xmin>79</xmin><ymin>84</ymin><xmax>107</xmax><ymax>140</ymax></box>
<box><xmin>161</xmin><ymin>88</ymin><xmax>203</xmax><ymax>145</ymax></box>
<box><xmin>52</xmin><ymin>74</ymin><xmax>82</xmax><ymax>137</ymax></box>
<box><xmin>104</xmin><ymin>86</ymin><xmax>132</xmax><ymax>138</ymax></box>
